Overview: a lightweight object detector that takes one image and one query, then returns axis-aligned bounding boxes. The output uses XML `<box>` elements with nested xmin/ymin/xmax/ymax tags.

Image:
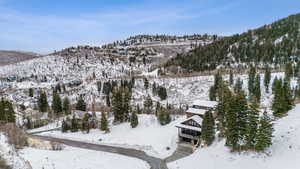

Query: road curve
<box><xmin>31</xmin><ymin>135</ymin><xmax>168</xmax><ymax>169</ymax></box>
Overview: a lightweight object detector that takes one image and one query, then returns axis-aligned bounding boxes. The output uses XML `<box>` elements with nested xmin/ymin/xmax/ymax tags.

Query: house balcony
<box><xmin>179</xmin><ymin>132</ymin><xmax>199</xmax><ymax>140</ymax></box>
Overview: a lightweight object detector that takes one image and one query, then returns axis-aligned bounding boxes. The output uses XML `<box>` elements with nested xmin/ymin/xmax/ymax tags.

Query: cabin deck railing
<box><xmin>179</xmin><ymin>132</ymin><xmax>199</xmax><ymax>140</ymax></box>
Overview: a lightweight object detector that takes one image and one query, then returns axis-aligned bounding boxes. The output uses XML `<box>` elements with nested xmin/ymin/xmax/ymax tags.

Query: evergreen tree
<box><xmin>157</xmin><ymin>86</ymin><xmax>167</xmax><ymax>100</ymax></box>
<box><xmin>215</xmin><ymin>83</ymin><xmax>232</xmax><ymax>137</ymax></box>
<box><xmin>0</xmin><ymin>98</ymin><xmax>16</xmax><ymax>123</ymax></box>
<box><xmin>245</xmin><ymin>103</ymin><xmax>259</xmax><ymax>149</ymax></box>
<box><xmin>144</xmin><ymin>78</ymin><xmax>149</xmax><ymax>90</ymax></box>
<box><xmin>29</xmin><ymin>88</ymin><xmax>34</xmax><ymax>97</ymax></box>
<box><xmin>253</xmin><ymin>74</ymin><xmax>261</xmax><ymax>104</ymax></box>
<box><xmin>61</xmin><ymin>119</ymin><xmax>68</xmax><ymax>133</ymax></box>
<box><xmin>55</xmin><ymin>83</ymin><xmax>62</xmax><ymax>93</ymax></box>
<box><xmin>225</xmin><ymin>93</ymin><xmax>239</xmax><ymax>150</ymax></box>
<box><xmin>234</xmin><ymin>78</ymin><xmax>243</xmax><ymax>93</ymax></box>
<box><xmin>52</xmin><ymin>91</ymin><xmax>62</xmax><ymax>116</ymax></box>
<box><xmin>143</xmin><ymin>95</ymin><xmax>153</xmax><ymax>114</ymax></box>
<box><xmin>229</xmin><ymin>70</ymin><xmax>234</xmax><ymax>86</ymax></box>
<box><xmin>201</xmin><ymin>111</ymin><xmax>215</xmax><ymax>146</ymax></box>
<box><xmin>100</xmin><ymin>112</ymin><xmax>108</xmax><ymax>131</ymax></box>
<box><xmin>97</xmin><ymin>81</ymin><xmax>102</xmax><ymax>92</ymax></box>
<box><xmin>272</xmin><ymin>78</ymin><xmax>294</xmax><ymax>117</ymax></box>
<box><xmin>283</xmin><ymin>79</ymin><xmax>294</xmax><ymax>110</ymax></box>
<box><xmin>225</xmin><ymin>91</ymin><xmax>248</xmax><ymax>151</ymax></box>
<box><xmin>122</xmin><ymin>88</ymin><xmax>131</xmax><ymax>121</ymax></box>
<box><xmin>210</xmin><ymin>71</ymin><xmax>224</xmax><ymax>101</ymax></box>
<box><xmin>158</xmin><ymin>107</ymin><xmax>171</xmax><ymax>125</ymax></box>
<box><xmin>76</xmin><ymin>95</ymin><xmax>86</xmax><ymax>111</ymax></box>
<box><xmin>130</xmin><ymin>112</ymin><xmax>139</xmax><ymax>128</ymax></box>
<box><xmin>209</xmin><ymin>86</ymin><xmax>216</xmax><ymax>101</ymax></box>
<box><xmin>264</xmin><ymin>66</ymin><xmax>271</xmax><ymax>93</ymax></box>
<box><xmin>71</xmin><ymin>115</ymin><xmax>78</xmax><ymax>132</ymax></box>
<box><xmin>255</xmin><ymin>112</ymin><xmax>273</xmax><ymax>151</ymax></box>
<box><xmin>285</xmin><ymin>62</ymin><xmax>293</xmax><ymax>81</ymax></box>
<box><xmin>136</xmin><ymin>104</ymin><xmax>141</xmax><ymax>114</ymax></box>
<box><xmin>63</xmin><ymin>97</ymin><xmax>71</xmax><ymax>115</ymax></box>
<box><xmin>155</xmin><ymin>102</ymin><xmax>161</xmax><ymax>116</ymax></box>
<box><xmin>38</xmin><ymin>90</ymin><xmax>48</xmax><ymax>112</ymax></box>
<box><xmin>248</xmin><ymin>66</ymin><xmax>256</xmax><ymax>97</ymax></box>
<box><xmin>272</xmin><ymin>79</ymin><xmax>285</xmax><ymax>117</ymax></box>
<box><xmin>235</xmin><ymin>91</ymin><xmax>249</xmax><ymax>148</ymax></box>
<box><xmin>81</xmin><ymin>113</ymin><xmax>90</xmax><ymax>133</ymax></box>
<box><xmin>112</xmin><ymin>87</ymin><xmax>123</xmax><ymax>122</ymax></box>
<box><xmin>111</xmin><ymin>87</ymin><xmax>131</xmax><ymax>123</ymax></box>
<box><xmin>106</xmin><ymin>95</ymin><xmax>111</xmax><ymax>107</ymax></box>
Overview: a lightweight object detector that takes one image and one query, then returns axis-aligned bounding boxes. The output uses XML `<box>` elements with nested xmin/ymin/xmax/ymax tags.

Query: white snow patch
<box><xmin>36</xmin><ymin>114</ymin><xmax>184</xmax><ymax>158</ymax></box>
<box><xmin>20</xmin><ymin>146</ymin><xmax>149</xmax><ymax>169</ymax></box>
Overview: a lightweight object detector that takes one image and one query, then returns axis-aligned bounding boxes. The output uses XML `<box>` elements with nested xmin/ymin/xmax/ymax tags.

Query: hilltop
<box><xmin>0</xmin><ymin>50</ymin><xmax>41</xmax><ymax>66</ymax></box>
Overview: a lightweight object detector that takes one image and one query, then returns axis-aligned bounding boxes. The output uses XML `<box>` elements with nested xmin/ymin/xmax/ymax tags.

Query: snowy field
<box><xmin>20</xmin><ymin>146</ymin><xmax>150</xmax><ymax>169</ymax></box>
<box><xmin>36</xmin><ymin>114</ymin><xmax>184</xmax><ymax>158</ymax></box>
<box><xmin>168</xmin><ymin>104</ymin><xmax>300</xmax><ymax>169</ymax></box>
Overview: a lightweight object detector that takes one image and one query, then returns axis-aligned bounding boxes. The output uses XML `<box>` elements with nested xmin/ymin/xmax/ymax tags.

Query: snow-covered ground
<box><xmin>0</xmin><ymin>55</ymin><xmax>149</xmax><ymax>80</ymax></box>
<box><xmin>36</xmin><ymin>114</ymin><xmax>184</xmax><ymax>158</ymax></box>
<box><xmin>0</xmin><ymin>133</ymin><xmax>31</xmax><ymax>169</ymax></box>
<box><xmin>133</xmin><ymin>72</ymin><xmax>286</xmax><ymax>108</ymax></box>
<box><xmin>168</xmin><ymin>104</ymin><xmax>300</xmax><ymax>169</ymax></box>
<box><xmin>20</xmin><ymin>146</ymin><xmax>150</xmax><ymax>169</ymax></box>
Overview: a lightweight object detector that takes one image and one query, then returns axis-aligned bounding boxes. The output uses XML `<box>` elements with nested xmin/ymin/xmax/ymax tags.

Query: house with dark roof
<box><xmin>175</xmin><ymin>100</ymin><xmax>217</xmax><ymax>145</ymax></box>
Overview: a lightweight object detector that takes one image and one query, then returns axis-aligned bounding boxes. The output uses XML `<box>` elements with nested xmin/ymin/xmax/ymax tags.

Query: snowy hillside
<box><xmin>0</xmin><ymin>54</ymin><xmax>149</xmax><ymax>80</ymax></box>
<box><xmin>168</xmin><ymin>104</ymin><xmax>300</xmax><ymax>169</ymax></box>
<box><xmin>0</xmin><ymin>133</ymin><xmax>31</xmax><ymax>169</ymax></box>
<box><xmin>132</xmin><ymin>72</ymin><xmax>287</xmax><ymax>108</ymax></box>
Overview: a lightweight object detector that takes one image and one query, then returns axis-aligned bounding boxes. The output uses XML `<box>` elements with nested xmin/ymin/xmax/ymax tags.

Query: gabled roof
<box><xmin>175</xmin><ymin>115</ymin><xmax>202</xmax><ymax>132</ymax></box>
<box><xmin>186</xmin><ymin>108</ymin><xmax>207</xmax><ymax>116</ymax></box>
<box><xmin>185</xmin><ymin>115</ymin><xmax>203</xmax><ymax>124</ymax></box>
<box><xmin>192</xmin><ymin>100</ymin><xmax>218</xmax><ymax>108</ymax></box>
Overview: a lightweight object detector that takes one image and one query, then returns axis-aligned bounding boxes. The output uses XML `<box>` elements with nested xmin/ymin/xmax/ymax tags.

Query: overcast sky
<box><xmin>0</xmin><ymin>0</ymin><xmax>299</xmax><ymax>54</ymax></box>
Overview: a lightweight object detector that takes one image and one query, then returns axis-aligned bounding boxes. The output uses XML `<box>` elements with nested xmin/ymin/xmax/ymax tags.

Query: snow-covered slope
<box><xmin>20</xmin><ymin>146</ymin><xmax>149</xmax><ymax>169</ymax></box>
<box><xmin>168</xmin><ymin>104</ymin><xmax>300</xmax><ymax>169</ymax></box>
<box><xmin>37</xmin><ymin>114</ymin><xmax>184</xmax><ymax>158</ymax></box>
<box><xmin>0</xmin><ymin>133</ymin><xmax>31</xmax><ymax>169</ymax></box>
<box><xmin>0</xmin><ymin>55</ymin><xmax>148</xmax><ymax>80</ymax></box>
<box><xmin>132</xmin><ymin>72</ymin><xmax>286</xmax><ymax>108</ymax></box>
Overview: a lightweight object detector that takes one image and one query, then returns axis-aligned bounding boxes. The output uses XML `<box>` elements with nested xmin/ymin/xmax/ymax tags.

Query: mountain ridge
<box><xmin>165</xmin><ymin>13</ymin><xmax>300</xmax><ymax>73</ymax></box>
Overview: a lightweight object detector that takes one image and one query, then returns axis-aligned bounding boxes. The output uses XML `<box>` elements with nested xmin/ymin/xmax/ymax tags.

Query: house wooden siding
<box><xmin>176</xmin><ymin>100</ymin><xmax>218</xmax><ymax>145</ymax></box>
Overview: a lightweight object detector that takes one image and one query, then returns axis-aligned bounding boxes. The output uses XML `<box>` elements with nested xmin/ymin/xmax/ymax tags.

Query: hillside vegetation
<box><xmin>0</xmin><ymin>50</ymin><xmax>40</xmax><ymax>66</ymax></box>
<box><xmin>166</xmin><ymin>13</ymin><xmax>300</xmax><ymax>72</ymax></box>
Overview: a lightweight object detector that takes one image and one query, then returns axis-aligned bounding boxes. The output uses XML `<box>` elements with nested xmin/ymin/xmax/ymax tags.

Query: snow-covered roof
<box><xmin>192</xmin><ymin>100</ymin><xmax>218</xmax><ymax>108</ymax></box>
<box><xmin>175</xmin><ymin>115</ymin><xmax>202</xmax><ymax>132</ymax></box>
<box><xmin>188</xmin><ymin>115</ymin><xmax>203</xmax><ymax>124</ymax></box>
<box><xmin>186</xmin><ymin>108</ymin><xmax>207</xmax><ymax>116</ymax></box>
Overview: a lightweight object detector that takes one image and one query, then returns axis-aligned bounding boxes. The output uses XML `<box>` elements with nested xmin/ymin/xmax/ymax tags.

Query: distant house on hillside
<box><xmin>175</xmin><ymin>100</ymin><xmax>217</xmax><ymax>145</ymax></box>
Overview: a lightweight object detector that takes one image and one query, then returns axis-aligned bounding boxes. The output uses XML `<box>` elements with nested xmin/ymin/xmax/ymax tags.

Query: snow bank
<box><xmin>168</xmin><ymin>104</ymin><xmax>300</xmax><ymax>169</ymax></box>
<box><xmin>0</xmin><ymin>133</ymin><xmax>31</xmax><ymax>169</ymax></box>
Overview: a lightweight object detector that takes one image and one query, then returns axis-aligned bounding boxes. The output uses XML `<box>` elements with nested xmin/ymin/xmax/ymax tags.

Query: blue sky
<box><xmin>0</xmin><ymin>0</ymin><xmax>299</xmax><ymax>54</ymax></box>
